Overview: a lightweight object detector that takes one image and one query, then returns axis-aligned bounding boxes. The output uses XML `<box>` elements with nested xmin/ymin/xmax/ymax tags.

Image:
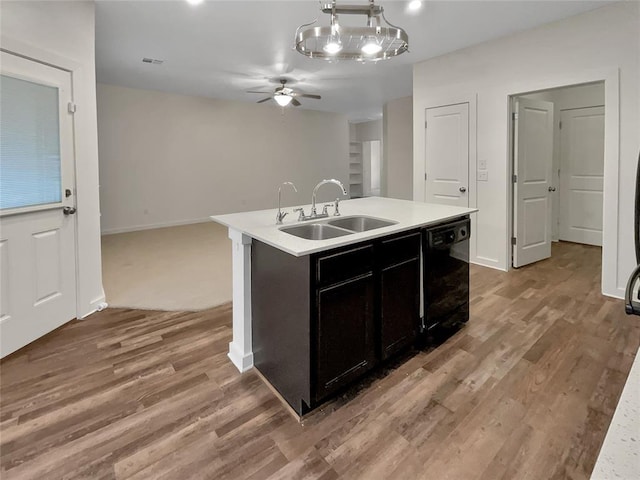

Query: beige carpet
<box><xmin>101</xmin><ymin>222</ymin><xmax>232</xmax><ymax>311</ymax></box>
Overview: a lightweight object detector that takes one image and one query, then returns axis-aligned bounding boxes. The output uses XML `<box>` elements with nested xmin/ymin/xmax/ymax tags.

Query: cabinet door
<box><xmin>380</xmin><ymin>258</ymin><xmax>420</xmax><ymax>359</ymax></box>
<box><xmin>315</xmin><ymin>274</ymin><xmax>375</xmax><ymax>402</ymax></box>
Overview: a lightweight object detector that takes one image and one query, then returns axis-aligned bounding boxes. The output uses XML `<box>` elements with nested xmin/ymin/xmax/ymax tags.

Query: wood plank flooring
<box><xmin>1</xmin><ymin>242</ymin><xmax>638</xmax><ymax>479</ymax></box>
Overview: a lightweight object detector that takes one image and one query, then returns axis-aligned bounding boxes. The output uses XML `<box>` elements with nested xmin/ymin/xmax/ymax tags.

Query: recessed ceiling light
<box><xmin>185</xmin><ymin>0</ymin><xmax>203</xmax><ymax>5</ymax></box>
<box><xmin>407</xmin><ymin>1</ymin><xmax>422</xmax><ymax>12</ymax></box>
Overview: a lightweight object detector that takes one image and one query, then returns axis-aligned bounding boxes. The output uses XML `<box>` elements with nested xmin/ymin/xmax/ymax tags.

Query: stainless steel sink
<box><xmin>279</xmin><ymin>223</ymin><xmax>353</xmax><ymax>240</ymax></box>
<box><xmin>326</xmin><ymin>216</ymin><xmax>397</xmax><ymax>232</ymax></box>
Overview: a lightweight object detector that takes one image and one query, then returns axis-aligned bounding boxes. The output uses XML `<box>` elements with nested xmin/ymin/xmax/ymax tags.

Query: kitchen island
<box><xmin>212</xmin><ymin>196</ymin><xmax>477</xmax><ymax>414</ymax></box>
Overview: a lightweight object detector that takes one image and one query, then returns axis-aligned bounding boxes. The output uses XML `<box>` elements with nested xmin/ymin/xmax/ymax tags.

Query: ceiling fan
<box><xmin>247</xmin><ymin>79</ymin><xmax>321</xmax><ymax>107</ymax></box>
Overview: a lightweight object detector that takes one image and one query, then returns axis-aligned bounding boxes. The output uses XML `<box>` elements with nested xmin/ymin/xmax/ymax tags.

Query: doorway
<box><xmin>510</xmin><ymin>81</ymin><xmax>605</xmax><ymax>268</ymax></box>
<box><xmin>362</xmin><ymin>140</ymin><xmax>381</xmax><ymax>197</ymax></box>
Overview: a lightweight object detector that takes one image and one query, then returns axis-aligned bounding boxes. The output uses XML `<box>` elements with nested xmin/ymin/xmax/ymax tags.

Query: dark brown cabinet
<box><xmin>251</xmin><ymin>229</ymin><xmax>421</xmax><ymax>415</ymax></box>
<box><xmin>379</xmin><ymin>232</ymin><xmax>421</xmax><ymax>359</ymax></box>
<box><xmin>315</xmin><ymin>273</ymin><xmax>375</xmax><ymax>400</ymax></box>
<box><xmin>313</xmin><ymin>243</ymin><xmax>376</xmax><ymax>402</ymax></box>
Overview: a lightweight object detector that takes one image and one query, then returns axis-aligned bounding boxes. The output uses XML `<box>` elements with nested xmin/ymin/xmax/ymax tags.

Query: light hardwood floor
<box><xmin>1</xmin><ymin>242</ymin><xmax>638</xmax><ymax>479</ymax></box>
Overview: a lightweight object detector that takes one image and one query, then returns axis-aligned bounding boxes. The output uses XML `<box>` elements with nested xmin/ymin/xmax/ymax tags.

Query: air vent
<box><xmin>142</xmin><ymin>58</ymin><xmax>164</xmax><ymax>65</ymax></box>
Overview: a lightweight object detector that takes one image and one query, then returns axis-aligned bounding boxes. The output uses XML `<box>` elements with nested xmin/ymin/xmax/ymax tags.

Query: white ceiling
<box><xmin>95</xmin><ymin>0</ymin><xmax>611</xmax><ymax>122</ymax></box>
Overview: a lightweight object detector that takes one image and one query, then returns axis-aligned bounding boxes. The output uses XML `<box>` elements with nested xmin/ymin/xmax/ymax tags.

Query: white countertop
<box><xmin>591</xmin><ymin>346</ymin><xmax>640</xmax><ymax>479</ymax></box>
<box><xmin>211</xmin><ymin>197</ymin><xmax>478</xmax><ymax>256</ymax></box>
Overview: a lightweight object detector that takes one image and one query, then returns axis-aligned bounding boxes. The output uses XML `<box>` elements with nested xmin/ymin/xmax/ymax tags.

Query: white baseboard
<box><xmin>604</xmin><ymin>286</ymin><xmax>625</xmax><ymax>300</ymax></box>
<box><xmin>101</xmin><ymin>217</ymin><xmax>212</xmax><ymax>236</ymax></box>
<box><xmin>471</xmin><ymin>256</ymin><xmax>507</xmax><ymax>272</ymax></box>
<box><xmin>228</xmin><ymin>342</ymin><xmax>254</xmax><ymax>373</ymax></box>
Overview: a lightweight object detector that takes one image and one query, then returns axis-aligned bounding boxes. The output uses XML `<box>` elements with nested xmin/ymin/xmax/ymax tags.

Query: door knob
<box><xmin>548</xmin><ymin>186</ymin><xmax>556</xmax><ymax>192</ymax></box>
<box><xmin>459</xmin><ymin>187</ymin><xmax>467</xmax><ymax>193</ymax></box>
<box><xmin>63</xmin><ymin>206</ymin><xmax>76</xmax><ymax>215</ymax></box>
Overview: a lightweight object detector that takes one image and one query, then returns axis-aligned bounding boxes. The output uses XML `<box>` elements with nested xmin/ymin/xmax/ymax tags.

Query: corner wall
<box><xmin>413</xmin><ymin>2</ymin><xmax>639</xmax><ymax>297</ymax></box>
<box><xmin>383</xmin><ymin>96</ymin><xmax>413</xmax><ymax>200</ymax></box>
<box><xmin>97</xmin><ymin>83</ymin><xmax>349</xmax><ymax>234</ymax></box>
<box><xmin>1</xmin><ymin>1</ymin><xmax>105</xmax><ymax>317</ymax></box>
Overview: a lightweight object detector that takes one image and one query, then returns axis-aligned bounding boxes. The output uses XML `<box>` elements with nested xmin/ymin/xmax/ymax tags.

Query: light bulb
<box><xmin>274</xmin><ymin>94</ymin><xmax>293</xmax><ymax>107</ymax></box>
<box><xmin>323</xmin><ymin>40</ymin><xmax>343</xmax><ymax>54</ymax></box>
<box><xmin>323</xmin><ymin>24</ymin><xmax>342</xmax><ymax>54</ymax></box>
<box><xmin>361</xmin><ymin>39</ymin><xmax>383</xmax><ymax>55</ymax></box>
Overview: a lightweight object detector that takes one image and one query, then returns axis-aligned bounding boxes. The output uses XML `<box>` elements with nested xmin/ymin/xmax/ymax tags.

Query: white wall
<box><xmin>383</xmin><ymin>96</ymin><xmax>413</xmax><ymax>200</ymax></box>
<box><xmin>97</xmin><ymin>83</ymin><xmax>349</xmax><ymax>234</ymax></box>
<box><xmin>413</xmin><ymin>2</ymin><xmax>639</xmax><ymax>298</ymax></box>
<box><xmin>354</xmin><ymin>119</ymin><xmax>383</xmax><ymax>143</ymax></box>
<box><xmin>1</xmin><ymin>1</ymin><xmax>104</xmax><ymax>317</ymax></box>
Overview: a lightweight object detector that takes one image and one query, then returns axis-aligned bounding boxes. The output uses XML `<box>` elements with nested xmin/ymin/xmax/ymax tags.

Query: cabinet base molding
<box><xmin>253</xmin><ymin>367</ymin><xmax>302</xmax><ymax>422</ymax></box>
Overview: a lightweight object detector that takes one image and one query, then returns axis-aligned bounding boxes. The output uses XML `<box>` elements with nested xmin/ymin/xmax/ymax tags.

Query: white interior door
<box><xmin>559</xmin><ymin>106</ymin><xmax>605</xmax><ymax>246</ymax></box>
<box><xmin>513</xmin><ymin>98</ymin><xmax>554</xmax><ymax>268</ymax></box>
<box><xmin>0</xmin><ymin>51</ymin><xmax>77</xmax><ymax>358</ymax></box>
<box><xmin>425</xmin><ymin>103</ymin><xmax>469</xmax><ymax>207</ymax></box>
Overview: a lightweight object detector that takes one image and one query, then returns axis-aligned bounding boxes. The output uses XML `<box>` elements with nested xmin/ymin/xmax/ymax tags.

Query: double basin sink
<box><xmin>280</xmin><ymin>215</ymin><xmax>397</xmax><ymax>240</ymax></box>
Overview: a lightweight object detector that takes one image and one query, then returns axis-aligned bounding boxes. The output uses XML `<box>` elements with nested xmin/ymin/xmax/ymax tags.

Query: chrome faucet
<box><xmin>310</xmin><ymin>179</ymin><xmax>347</xmax><ymax>218</ymax></box>
<box><xmin>276</xmin><ymin>181</ymin><xmax>297</xmax><ymax>224</ymax></box>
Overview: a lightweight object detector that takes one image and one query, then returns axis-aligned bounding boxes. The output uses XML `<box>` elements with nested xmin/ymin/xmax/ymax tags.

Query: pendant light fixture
<box><xmin>294</xmin><ymin>0</ymin><xmax>409</xmax><ymax>62</ymax></box>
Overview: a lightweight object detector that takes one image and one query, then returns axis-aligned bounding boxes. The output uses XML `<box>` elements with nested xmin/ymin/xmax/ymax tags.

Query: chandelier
<box><xmin>294</xmin><ymin>0</ymin><xmax>409</xmax><ymax>62</ymax></box>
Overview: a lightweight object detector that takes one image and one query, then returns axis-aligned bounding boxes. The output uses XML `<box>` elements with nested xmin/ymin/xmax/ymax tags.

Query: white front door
<box><xmin>424</xmin><ymin>103</ymin><xmax>469</xmax><ymax>207</ymax></box>
<box><xmin>0</xmin><ymin>51</ymin><xmax>77</xmax><ymax>358</ymax></box>
<box><xmin>559</xmin><ymin>106</ymin><xmax>605</xmax><ymax>246</ymax></box>
<box><xmin>513</xmin><ymin>98</ymin><xmax>554</xmax><ymax>268</ymax></box>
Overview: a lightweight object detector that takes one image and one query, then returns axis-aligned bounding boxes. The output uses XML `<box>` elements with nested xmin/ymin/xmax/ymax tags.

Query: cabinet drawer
<box><xmin>316</xmin><ymin>244</ymin><xmax>374</xmax><ymax>287</ymax></box>
<box><xmin>379</xmin><ymin>231</ymin><xmax>421</xmax><ymax>268</ymax></box>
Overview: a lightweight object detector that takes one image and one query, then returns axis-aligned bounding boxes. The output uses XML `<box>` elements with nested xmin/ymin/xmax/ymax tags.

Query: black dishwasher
<box><xmin>423</xmin><ymin>217</ymin><xmax>470</xmax><ymax>334</ymax></box>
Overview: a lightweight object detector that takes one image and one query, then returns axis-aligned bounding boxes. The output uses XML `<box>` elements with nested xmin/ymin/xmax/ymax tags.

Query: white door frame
<box><xmin>506</xmin><ymin>68</ymin><xmax>620</xmax><ymax>298</ymax></box>
<box><xmin>414</xmin><ymin>93</ymin><xmax>478</xmax><ymax>263</ymax></box>
<box><xmin>0</xmin><ymin>37</ymin><xmax>103</xmax><ymax>319</ymax></box>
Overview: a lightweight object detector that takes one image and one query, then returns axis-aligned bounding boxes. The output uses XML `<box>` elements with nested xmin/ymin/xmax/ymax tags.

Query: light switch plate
<box><xmin>479</xmin><ymin>159</ymin><xmax>487</xmax><ymax>170</ymax></box>
<box><xmin>478</xmin><ymin>171</ymin><xmax>489</xmax><ymax>181</ymax></box>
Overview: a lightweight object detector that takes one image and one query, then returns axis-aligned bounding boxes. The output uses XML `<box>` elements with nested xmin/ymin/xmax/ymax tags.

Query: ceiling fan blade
<box><xmin>257</xmin><ymin>97</ymin><xmax>272</xmax><ymax>104</ymax></box>
<box><xmin>298</xmin><ymin>93</ymin><xmax>321</xmax><ymax>100</ymax></box>
<box><xmin>246</xmin><ymin>90</ymin><xmax>272</xmax><ymax>94</ymax></box>
<box><xmin>291</xmin><ymin>98</ymin><xmax>301</xmax><ymax>107</ymax></box>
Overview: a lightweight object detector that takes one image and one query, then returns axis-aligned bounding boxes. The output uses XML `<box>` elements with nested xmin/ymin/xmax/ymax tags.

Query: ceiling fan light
<box><xmin>274</xmin><ymin>94</ymin><xmax>293</xmax><ymax>107</ymax></box>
